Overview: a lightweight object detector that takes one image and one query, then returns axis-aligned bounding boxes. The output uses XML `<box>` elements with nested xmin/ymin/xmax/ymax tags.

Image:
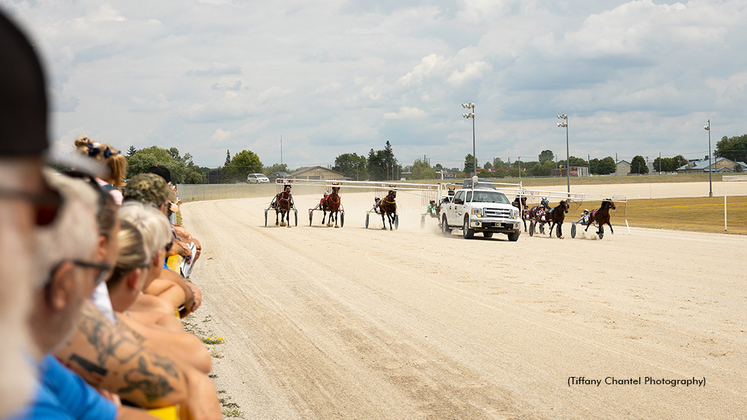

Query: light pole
<box><xmin>704</xmin><ymin>119</ymin><xmax>712</xmax><ymax>197</ymax></box>
<box><xmin>557</xmin><ymin>114</ymin><xmax>570</xmax><ymax>194</ymax></box>
<box><xmin>462</xmin><ymin>103</ymin><xmax>476</xmax><ymax>176</ymax></box>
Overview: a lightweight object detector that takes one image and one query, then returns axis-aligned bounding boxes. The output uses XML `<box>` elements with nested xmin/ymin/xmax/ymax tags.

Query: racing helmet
<box><xmin>429</xmin><ymin>199</ymin><xmax>435</xmax><ymax>204</ymax></box>
<box><xmin>541</xmin><ymin>197</ymin><xmax>549</xmax><ymax>206</ymax></box>
<box><xmin>374</xmin><ymin>196</ymin><xmax>380</xmax><ymax>201</ymax></box>
<box><xmin>584</xmin><ymin>209</ymin><xmax>589</xmax><ymax>213</ymax></box>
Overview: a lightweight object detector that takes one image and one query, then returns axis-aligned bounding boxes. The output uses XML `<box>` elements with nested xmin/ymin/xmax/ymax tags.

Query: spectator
<box><xmin>146</xmin><ymin>165</ymin><xmax>202</xmax><ymax>262</ymax></box>
<box><xmin>0</xmin><ymin>10</ymin><xmax>59</xmax><ymax>417</ymax></box>
<box><xmin>13</xmin><ymin>170</ymin><xmax>155</xmax><ymax>419</ymax></box>
<box><xmin>109</xmin><ymin>203</ymin><xmax>212</xmax><ymax>373</ymax></box>
<box><xmin>74</xmin><ymin>137</ymin><xmax>127</xmax><ymax>205</ymax></box>
<box><xmin>123</xmin><ymin>174</ymin><xmax>202</xmax><ymax>316</ymax></box>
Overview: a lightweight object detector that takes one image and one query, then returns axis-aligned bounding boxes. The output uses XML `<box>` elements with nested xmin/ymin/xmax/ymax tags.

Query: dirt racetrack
<box><xmin>180</xmin><ymin>182</ymin><xmax>747</xmax><ymax>419</ymax></box>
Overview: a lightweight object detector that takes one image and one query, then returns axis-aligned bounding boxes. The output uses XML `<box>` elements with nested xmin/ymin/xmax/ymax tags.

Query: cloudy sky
<box><xmin>4</xmin><ymin>0</ymin><xmax>747</xmax><ymax>169</ymax></box>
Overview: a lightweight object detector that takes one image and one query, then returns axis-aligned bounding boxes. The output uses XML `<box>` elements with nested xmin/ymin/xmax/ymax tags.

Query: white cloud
<box><xmin>383</xmin><ymin>107</ymin><xmax>428</xmax><ymax>120</ymax></box>
<box><xmin>7</xmin><ymin>0</ymin><xmax>747</xmax><ymax>168</ymax></box>
<box><xmin>211</xmin><ymin>128</ymin><xmax>231</xmax><ymax>141</ymax></box>
<box><xmin>398</xmin><ymin>54</ymin><xmax>448</xmax><ymax>87</ymax></box>
<box><xmin>89</xmin><ymin>4</ymin><xmax>127</xmax><ymax>22</ymax></box>
<box><xmin>447</xmin><ymin>61</ymin><xmax>492</xmax><ymax>86</ymax></box>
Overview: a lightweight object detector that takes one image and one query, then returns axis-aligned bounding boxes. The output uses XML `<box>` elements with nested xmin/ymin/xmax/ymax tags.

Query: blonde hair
<box><xmin>108</xmin><ymin>220</ymin><xmax>148</xmax><ymax>288</ymax></box>
<box><xmin>74</xmin><ymin>136</ymin><xmax>126</xmax><ymax>187</ymax></box>
<box><xmin>118</xmin><ymin>201</ymin><xmax>171</xmax><ymax>261</ymax></box>
<box><xmin>34</xmin><ymin>170</ymin><xmax>99</xmax><ymax>288</ymax></box>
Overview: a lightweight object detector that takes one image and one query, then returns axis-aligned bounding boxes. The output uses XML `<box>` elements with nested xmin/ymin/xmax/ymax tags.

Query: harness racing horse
<box><xmin>380</xmin><ymin>190</ymin><xmax>397</xmax><ymax>230</ymax></box>
<box><xmin>584</xmin><ymin>199</ymin><xmax>616</xmax><ymax>239</ymax></box>
<box><xmin>546</xmin><ymin>200</ymin><xmax>570</xmax><ymax>238</ymax></box>
<box><xmin>512</xmin><ymin>196</ymin><xmax>529</xmax><ymax>232</ymax></box>
<box><xmin>321</xmin><ymin>186</ymin><xmax>342</xmax><ymax>228</ymax></box>
<box><xmin>273</xmin><ymin>186</ymin><xmax>293</xmax><ymax>227</ymax></box>
<box><xmin>527</xmin><ymin>204</ymin><xmax>550</xmax><ymax>235</ymax></box>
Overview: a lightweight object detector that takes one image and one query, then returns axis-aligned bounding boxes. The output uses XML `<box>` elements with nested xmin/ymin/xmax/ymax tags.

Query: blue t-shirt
<box><xmin>7</xmin><ymin>355</ymin><xmax>117</xmax><ymax>420</ymax></box>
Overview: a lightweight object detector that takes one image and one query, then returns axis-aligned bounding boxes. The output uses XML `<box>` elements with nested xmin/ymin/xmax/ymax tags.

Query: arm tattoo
<box><xmin>115</xmin><ymin>314</ymin><xmax>146</xmax><ymax>344</ymax></box>
<box><xmin>70</xmin><ymin>302</ymin><xmax>183</xmax><ymax>402</ymax></box>
<box><xmin>118</xmin><ymin>356</ymin><xmax>175</xmax><ymax>403</ymax></box>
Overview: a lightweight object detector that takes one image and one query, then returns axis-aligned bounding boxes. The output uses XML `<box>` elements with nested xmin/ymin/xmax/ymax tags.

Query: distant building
<box><xmin>290</xmin><ymin>166</ymin><xmax>345</xmax><ymax>180</ymax></box>
<box><xmin>676</xmin><ymin>157</ymin><xmax>747</xmax><ymax>173</ymax></box>
<box><xmin>552</xmin><ymin>166</ymin><xmax>589</xmax><ymax>177</ymax></box>
<box><xmin>615</xmin><ymin>160</ymin><xmax>631</xmax><ymax>176</ymax></box>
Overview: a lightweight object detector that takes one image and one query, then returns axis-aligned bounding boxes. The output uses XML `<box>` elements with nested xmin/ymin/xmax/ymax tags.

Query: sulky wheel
<box><xmin>264</xmin><ymin>209</ymin><xmax>268</xmax><ymax>227</ymax></box>
<box><xmin>365</xmin><ymin>213</ymin><xmax>370</xmax><ymax>229</ymax></box>
<box><xmin>529</xmin><ymin>221</ymin><xmax>535</xmax><ymax>237</ymax></box>
<box><xmin>340</xmin><ymin>212</ymin><xmax>345</xmax><ymax>228</ymax></box>
<box><xmin>294</xmin><ymin>209</ymin><xmax>298</xmax><ymax>226</ymax></box>
<box><xmin>394</xmin><ymin>214</ymin><xmax>399</xmax><ymax>230</ymax></box>
<box><xmin>308</xmin><ymin>211</ymin><xmax>313</xmax><ymax>226</ymax></box>
<box><xmin>571</xmin><ymin>223</ymin><xmax>576</xmax><ymax>238</ymax></box>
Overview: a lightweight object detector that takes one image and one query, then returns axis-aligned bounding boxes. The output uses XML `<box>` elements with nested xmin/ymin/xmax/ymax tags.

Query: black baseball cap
<box><xmin>146</xmin><ymin>165</ymin><xmax>177</xmax><ymax>184</ymax></box>
<box><xmin>0</xmin><ymin>10</ymin><xmax>48</xmax><ymax>156</ymax></box>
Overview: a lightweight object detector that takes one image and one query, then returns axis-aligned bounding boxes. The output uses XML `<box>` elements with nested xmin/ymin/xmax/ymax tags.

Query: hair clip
<box><xmin>103</xmin><ymin>147</ymin><xmax>121</xmax><ymax>159</ymax></box>
<box><xmin>86</xmin><ymin>143</ymin><xmax>101</xmax><ymax>157</ymax></box>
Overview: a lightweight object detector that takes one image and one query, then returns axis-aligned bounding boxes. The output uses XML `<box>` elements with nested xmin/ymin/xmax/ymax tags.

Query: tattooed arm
<box><xmin>116</xmin><ymin>312</ymin><xmax>212</xmax><ymax>374</ymax></box>
<box><xmin>53</xmin><ymin>300</ymin><xmax>188</xmax><ymax>407</ymax></box>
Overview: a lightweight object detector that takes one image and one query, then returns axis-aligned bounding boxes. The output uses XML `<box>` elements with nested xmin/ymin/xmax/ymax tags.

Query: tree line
<box><xmin>126</xmin><ymin>135</ymin><xmax>742</xmax><ymax>183</ymax></box>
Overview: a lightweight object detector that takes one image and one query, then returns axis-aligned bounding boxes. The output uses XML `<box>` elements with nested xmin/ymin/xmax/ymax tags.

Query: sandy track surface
<box><xmin>181</xmin><ymin>186</ymin><xmax>747</xmax><ymax>419</ymax></box>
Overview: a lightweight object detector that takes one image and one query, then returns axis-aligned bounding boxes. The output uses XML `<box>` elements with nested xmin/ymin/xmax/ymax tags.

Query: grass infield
<box><xmin>623</xmin><ymin>196</ymin><xmax>747</xmax><ymax>235</ymax></box>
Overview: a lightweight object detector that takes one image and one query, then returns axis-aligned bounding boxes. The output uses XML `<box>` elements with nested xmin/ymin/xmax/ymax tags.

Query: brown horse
<box><xmin>528</xmin><ymin>203</ymin><xmax>550</xmax><ymax>235</ymax></box>
<box><xmin>380</xmin><ymin>190</ymin><xmax>397</xmax><ymax>230</ymax></box>
<box><xmin>273</xmin><ymin>186</ymin><xmax>292</xmax><ymax>227</ymax></box>
<box><xmin>512</xmin><ymin>196</ymin><xmax>529</xmax><ymax>232</ymax></box>
<box><xmin>584</xmin><ymin>199</ymin><xmax>616</xmax><ymax>239</ymax></box>
<box><xmin>321</xmin><ymin>186</ymin><xmax>341</xmax><ymax>228</ymax></box>
<box><xmin>546</xmin><ymin>200</ymin><xmax>570</xmax><ymax>238</ymax></box>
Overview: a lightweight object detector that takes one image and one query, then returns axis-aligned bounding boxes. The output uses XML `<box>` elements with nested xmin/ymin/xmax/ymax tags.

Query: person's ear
<box><xmin>46</xmin><ymin>261</ymin><xmax>76</xmax><ymax>311</ymax></box>
<box><xmin>125</xmin><ymin>268</ymin><xmax>141</xmax><ymax>291</ymax></box>
<box><xmin>96</xmin><ymin>235</ymin><xmax>107</xmax><ymax>258</ymax></box>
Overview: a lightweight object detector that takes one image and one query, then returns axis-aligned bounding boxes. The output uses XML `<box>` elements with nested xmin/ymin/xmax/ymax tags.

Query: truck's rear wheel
<box><xmin>463</xmin><ymin>217</ymin><xmax>475</xmax><ymax>239</ymax></box>
<box><xmin>441</xmin><ymin>216</ymin><xmax>451</xmax><ymax>235</ymax></box>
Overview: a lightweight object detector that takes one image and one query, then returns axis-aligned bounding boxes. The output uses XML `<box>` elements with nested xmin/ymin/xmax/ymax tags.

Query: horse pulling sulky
<box><xmin>309</xmin><ymin>185</ymin><xmax>345</xmax><ymax>228</ymax></box>
<box><xmin>265</xmin><ymin>184</ymin><xmax>298</xmax><ymax>227</ymax></box>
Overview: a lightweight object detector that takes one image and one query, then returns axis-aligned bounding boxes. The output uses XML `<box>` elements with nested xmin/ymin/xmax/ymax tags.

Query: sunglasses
<box><xmin>0</xmin><ymin>185</ymin><xmax>63</xmax><ymax>226</ymax></box>
<box><xmin>47</xmin><ymin>259</ymin><xmax>113</xmax><ymax>289</ymax></box>
<box><xmin>73</xmin><ymin>260</ymin><xmax>113</xmax><ymax>287</ymax></box>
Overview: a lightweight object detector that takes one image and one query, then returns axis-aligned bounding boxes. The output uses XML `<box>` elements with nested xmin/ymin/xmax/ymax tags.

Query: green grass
<box><xmin>464</xmin><ymin>173</ymin><xmax>722</xmax><ymax>187</ymax></box>
<box><xmin>624</xmin><ymin>196</ymin><xmax>746</xmax><ymax>234</ymax></box>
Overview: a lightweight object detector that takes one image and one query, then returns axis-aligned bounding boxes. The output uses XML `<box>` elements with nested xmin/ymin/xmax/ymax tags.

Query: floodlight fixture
<box><xmin>461</xmin><ymin>103</ymin><xmax>477</xmax><ymax>175</ymax></box>
<box><xmin>557</xmin><ymin>113</ymin><xmax>571</xmax><ymax>195</ymax></box>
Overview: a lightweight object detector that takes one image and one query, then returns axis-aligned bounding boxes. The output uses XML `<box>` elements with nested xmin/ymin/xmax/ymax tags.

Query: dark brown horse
<box><xmin>528</xmin><ymin>204</ymin><xmax>549</xmax><ymax>235</ymax></box>
<box><xmin>273</xmin><ymin>185</ymin><xmax>293</xmax><ymax>227</ymax></box>
<box><xmin>584</xmin><ymin>199</ymin><xmax>616</xmax><ymax>239</ymax></box>
<box><xmin>512</xmin><ymin>196</ymin><xmax>529</xmax><ymax>232</ymax></box>
<box><xmin>546</xmin><ymin>200</ymin><xmax>570</xmax><ymax>238</ymax></box>
<box><xmin>321</xmin><ymin>186</ymin><xmax>341</xmax><ymax>228</ymax></box>
<box><xmin>380</xmin><ymin>190</ymin><xmax>397</xmax><ymax>230</ymax></box>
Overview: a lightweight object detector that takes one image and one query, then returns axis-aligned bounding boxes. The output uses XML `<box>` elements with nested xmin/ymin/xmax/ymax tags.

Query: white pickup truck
<box><xmin>440</xmin><ymin>178</ymin><xmax>522</xmax><ymax>241</ymax></box>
